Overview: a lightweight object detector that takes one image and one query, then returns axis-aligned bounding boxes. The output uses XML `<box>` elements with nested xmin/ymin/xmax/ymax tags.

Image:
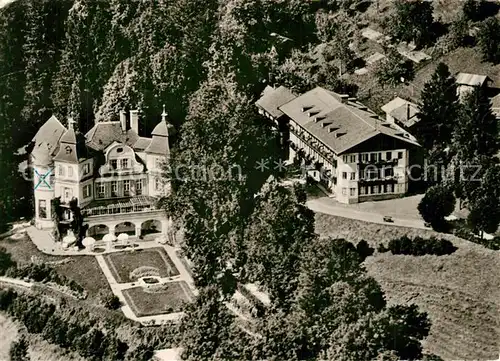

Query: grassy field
<box><xmin>315</xmin><ymin>212</ymin><xmax>500</xmax><ymax>360</ymax></box>
<box><xmin>122</xmin><ymin>281</ymin><xmax>192</xmax><ymax>317</ymax></box>
<box><xmin>104</xmin><ymin>247</ymin><xmax>179</xmax><ymax>284</ymax></box>
<box><xmin>0</xmin><ymin>234</ymin><xmax>112</xmax><ymax>303</ymax></box>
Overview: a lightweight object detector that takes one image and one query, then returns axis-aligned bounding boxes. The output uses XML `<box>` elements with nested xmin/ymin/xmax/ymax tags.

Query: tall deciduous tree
<box><xmin>477</xmin><ymin>17</ymin><xmax>500</xmax><ymax>64</ymax></box>
<box><xmin>244</xmin><ymin>180</ymin><xmax>315</xmax><ymax>309</ymax></box>
<box><xmin>418</xmin><ymin>184</ymin><xmax>455</xmax><ymax>229</ymax></box>
<box><xmin>467</xmin><ymin>164</ymin><xmax>500</xmax><ymax>237</ymax></box>
<box><xmin>386</xmin><ymin>0</ymin><xmax>434</xmax><ymax>48</ymax></box>
<box><xmin>178</xmin><ymin>285</ymin><xmax>250</xmax><ymax>361</ymax></box>
<box><xmin>452</xmin><ymin>86</ymin><xmax>498</xmax><ymax>161</ymax></box>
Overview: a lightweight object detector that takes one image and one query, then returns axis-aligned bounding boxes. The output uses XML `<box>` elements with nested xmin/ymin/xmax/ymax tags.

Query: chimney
<box><xmin>406</xmin><ymin>103</ymin><xmax>410</xmax><ymax>121</ymax></box>
<box><xmin>130</xmin><ymin>110</ymin><xmax>139</xmax><ymax>134</ymax></box>
<box><xmin>120</xmin><ymin>110</ymin><xmax>127</xmax><ymax>132</ymax></box>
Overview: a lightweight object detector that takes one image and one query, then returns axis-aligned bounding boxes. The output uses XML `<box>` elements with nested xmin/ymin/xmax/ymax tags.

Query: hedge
<box><xmin>379</xmin><ymin>236</ymin><xmax>457</xmax><ymax>256</ymax></box>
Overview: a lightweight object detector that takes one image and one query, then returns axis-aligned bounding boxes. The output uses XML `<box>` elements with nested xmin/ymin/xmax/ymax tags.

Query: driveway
<box><xmin>306</xmin><ymin>197</ymin><xmax>428</xmax><ymax>230</ymax></box>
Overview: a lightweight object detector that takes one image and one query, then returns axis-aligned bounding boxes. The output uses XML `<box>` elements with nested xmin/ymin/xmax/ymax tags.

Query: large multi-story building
<box><xmin>256</xmin><ymin>86</ymin><xmax>420</xmax><ymax>204</ymax></box>
<box><xmin>30</xmin><ymin>109</ymin><xmax>173</xmax><ymax>239</ymax></box>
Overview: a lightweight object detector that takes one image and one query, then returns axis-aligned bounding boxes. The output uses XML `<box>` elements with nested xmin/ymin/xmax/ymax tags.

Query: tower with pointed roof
<box><xmin>145</xmin><ymin>105</ymin><xmax>172</xmax><ymax>197</ymax></box>
<box><xmin>30</xmin><ymin>107</ymin><xmax>176</xmax><ymax>242</ymax></box>
<box><xmin>53</xmin><ymin>117</ymin><xmax>94</xmax><ymax>212</ymax></box>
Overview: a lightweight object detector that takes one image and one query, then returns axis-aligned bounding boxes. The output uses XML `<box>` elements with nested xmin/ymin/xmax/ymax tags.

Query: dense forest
<box><xmin>0</xmin><ymin>0</ymin><xmax>360</xmax><ymax>228</ymax></box>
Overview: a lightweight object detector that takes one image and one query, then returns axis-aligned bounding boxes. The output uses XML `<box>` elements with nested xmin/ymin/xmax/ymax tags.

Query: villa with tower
<box><xmin>29</xmin><ymin>108</ymin><xmax>174</xmax><ymax>241</ymax></box>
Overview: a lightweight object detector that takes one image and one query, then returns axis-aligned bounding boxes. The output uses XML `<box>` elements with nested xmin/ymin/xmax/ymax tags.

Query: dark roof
<box><xmin>278</xmin><ymin>87</ymin><xmax>419</xmax><ymax>154</ymax></box>
<box><xmin>53</xmin><ymin>131</ymin><xmax>91</xmax><ymax>163</ymax></box>
<box><xmin>133</xmin><ymin>137</ymin><xmax>152</xmax><ymax>151</ymax></box>
<box><xmin>85</xmin><ymin>122</ymin><xmax>139</xmax><ymax>151</ymax></box>
<box><xmin>145</xmin><ymin>136</ymin><xmax>169</xmax><ymax>155</ymax></box>
<box><xmin>31</xmin><ymin>116</ymin><xmax>67</xmax><ymax>165</ymax></box>
<box><xmin>151</xmin><ymin>120</ymin><xmax>171</xmax><ymax>137</ymax></box>
<box><xmin>256</xmin><ymin>86</ymin><xmax>297</xmax><ymax>118</ymax></box>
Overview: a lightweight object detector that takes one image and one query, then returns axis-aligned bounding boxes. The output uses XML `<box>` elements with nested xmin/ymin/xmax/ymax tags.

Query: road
<box><xmin>306</xmin><ymin>197</ymin><xmax>429</xmax><ymax>230</ymax></box>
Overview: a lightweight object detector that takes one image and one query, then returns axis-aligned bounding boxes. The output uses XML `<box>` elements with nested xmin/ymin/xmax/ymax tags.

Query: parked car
<box><xmin>383</xmin><ymin>216</ymin><xmax>393</xmax><ymax>223</ymax></box>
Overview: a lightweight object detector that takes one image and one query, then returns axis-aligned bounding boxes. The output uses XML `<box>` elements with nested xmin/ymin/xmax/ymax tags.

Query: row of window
<box><xmin>96</xmin><ymin>179</ymin><xmax>145</xmax><ymax>198</ymax></box>
<box><xmin>342</xmin><ymin>167</ymin><xmax>395</xmax><ymax>181</ymax></box>
<box><xmin>110</xmin><ymin>158</ymin><xmax>130</xmax><ymax>170</ymax></box>
<box><xmin>341</xmin><ymin>184</ymin><xmax>403</xmax><ymax>197</ymax></box>
<box><xmin>342</xmin><ymin>151</ymin><xmax>404</xmax><ymax>164</ymax></box>
<box><xmin>58</xmin><ymin>163</ymin><xmax>91</xmax><ymax>177</ymax></box>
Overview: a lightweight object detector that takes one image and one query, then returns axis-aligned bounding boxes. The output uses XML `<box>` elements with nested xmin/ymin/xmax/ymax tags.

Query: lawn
<box><xmin>0</xmin><ymin>234</ymin><xmax>111</xmax><ymax>302</ymax></box>
<box><xmin>314</xmin><ymin>211</ymin><xmax>500</xmax><ymax>360</ymax></box>
<box><xmin>122</xmin><ymin>281</ymin><xmax>192</xmax><ymax>317</ymax></box>
<box><xmin>104</xmin><ymin>247</ymin><xmax>179</xmax><ymax>284</ymax></box>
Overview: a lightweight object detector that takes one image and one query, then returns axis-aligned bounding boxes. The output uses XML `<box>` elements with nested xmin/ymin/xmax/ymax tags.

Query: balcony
<box><xmin>82</xmin><ymin>196</ymin><xmax>158</xmax><ymax>217</ymax></box>
<box><xmin>359</xmin><ymin>175</ymin><xmax>399</xmax><ymax>184</ymax></box>
<box><xmin>290</xmin><ymin>130</ymin><xmax>337</xmax><ymax>168</ymax></box>
<box><xmin>359</xmin><ymin>158</ymin><xmax>399</xmax><ymax>167</ymax></box>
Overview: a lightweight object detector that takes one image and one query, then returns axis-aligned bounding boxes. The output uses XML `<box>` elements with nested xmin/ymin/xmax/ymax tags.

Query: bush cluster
<box><xmin>0</xmin><ymin>288</ymin><xmax>175</xmax><ymax>361</ymax></box>
<box><xmin>6</xmin><ymin>263</ymin><xmax>85</xmax><ymax>296</ymax></box>
<box><xmin>450</xmin><ymin>221</ymin><xmax>500</xmax><ymax>250</ymax></box>
<box><xmin>379</xmin><ymin>236</ymin><xmax>457</xmax><ymax>256</ymax></box>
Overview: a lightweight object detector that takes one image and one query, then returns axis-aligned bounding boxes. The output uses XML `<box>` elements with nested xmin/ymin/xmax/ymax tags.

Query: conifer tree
<box><xmin>415</xmin><ymin>62</ymin><xmax>458</xmax><ymax>163</ymax></box>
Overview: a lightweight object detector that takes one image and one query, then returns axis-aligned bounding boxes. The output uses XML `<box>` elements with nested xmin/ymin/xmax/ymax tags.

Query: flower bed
<box><xmin>103</xmin><ymin>248</ymin><xmax>179</xmax><ymax>283</ymax></box>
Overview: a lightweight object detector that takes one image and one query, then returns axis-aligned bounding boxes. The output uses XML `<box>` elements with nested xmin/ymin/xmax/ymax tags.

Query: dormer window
<box><xmin>65</xmin><ymin>146</ymin><xmax>72</xmax><ymax>154</ymax></box>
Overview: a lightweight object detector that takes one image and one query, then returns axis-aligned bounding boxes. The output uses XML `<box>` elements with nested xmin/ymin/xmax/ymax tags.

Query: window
<box><xmin>83</xmin><ymin>184</ymin><xmax>92</xmax><ymax>198</ymax></box>
<box><xmin>384</xmin><ymin>167</ymin><xmax>394</xmax><ymax>177</ymax></box>
<box><xmin>116</xmin><ymin>147</ymin><xmax>123</xmax><ymax>153</ymax></box>
<box><xmin>155</xmin><ymin>178</ymin><xmax>162</xmax><ymax>191</ymax></box>
<box><xmin>350</xmin><ymin>172</ymin><xmax>356</xmax><ymax>180</ymax></box>
<box><xmin>378</xmin><ymin>153</ymin><xmax>382</xmax><ymax>161</ymax></box>
<box><xmin>120</xmin><ymin>158</ymin><xmax>129</xmax><ymax>169</ymax></box>
<box><xmin>350</xmin><ymin>155</ymin><xmax>356</xmax><ymax>163</ymax></box>
<box><xmin>370</xmin><ymin>153</ymin><xmax>376</xmax><ymax>162</ymax></box>
<box><xmin>111</xmin><ymin>181</ymin><xmax>118</xmax><ymax>197</ymax></box>
<box><xmin>360</xmin><ymin>186</ymin><xmax>366</xmax><ymax>195</ymax></box>
<box><xmin>68</xmin><ymin>166</ymin><xmax>73</xmax><ymax>177</ymax></box>
<box><xmin>123</xmin><ymin>180</ymin><xmax>130</xmax><ymax>196</ymax></box>
<box><xmin>110</xmin><ymin>160</ymin><xmax>118</xmax><ymax>170</ymax></box>
<box><xmin>361</xmin><ymin>154</ymin><xmax>368</xmax><ymax>162</ymax></box>
<box><xmin>65</xmin><ymin>146</ymin><xmax>72</xmax><ymax>154</ymax></box>
<box><xmin>366</xmin><ymin>168</ymin><xmax>378</xmax><ymax>180</ymax></box>
<box><xmin>58</xmin><ymin>165</ymin><xmax>65</xmax><ymax>176</ymax></box>
<box><xmin>38</xmin><ymin>200</ymin><xmax>47</xmax><ymax>219</ymax></box>
<box><xmin>342</xmin><ymin>172</ymin><xmax>347</xmax><ymax>179</ymax></box>
<box><xmin>342</xmin><ymin>187</ymin><xmax>347</xmax><ymax>195</ymax></box>
<box><xmin>387</xmin><ymin>184</ymin><xmax>393</xmax><ymax>193</ymax></box>
<box><xmin>136</xmin><ymin>179</ymin><xmax>143</xmax><ymax>196</ymax></box>
<box><xmin>97</xmin><ymin>184</ymin><xmax>105</xmax><ymax>198</ymax></box>
<box><xmin>64</xmin><ymin>187</ymin><xmax>73</xmax><ymax>202</ymax></box>
<box><xmin>342</xmin><ymin>155</ymin><xmax>348</xmax><ymax>163</ymax></box>
<box><xmin>372</xmin><ymin>185</ymin><xmax>379</xmax><ymax>194</ymax></box>
<box><xmin>83</xmin><ymin>163</ymin><xmax>90</xmax><ymax>175</ymax></box>
<box><xmin>349</xmin><ymin>188</ymin><xmax>356</xmax><ymax>196</ymax></box>
<box><xmin>398</xmin><ymin>151</ymin><xmax>403</xmax><ymax>159</ymax></box>
<box><xmin>386</xmin><ymin>151</ymin><xmax>392</xmax><ymax>160</ymax></box>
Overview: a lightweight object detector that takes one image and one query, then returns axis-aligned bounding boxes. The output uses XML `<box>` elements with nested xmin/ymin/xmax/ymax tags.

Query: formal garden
<box><xmin>122</xmin><ymin>282</ymin><xmax>193</xmax><ymax>318</ymax></box>
<box><xmin>103</xmin><ymin>247</ymin><xmax>180</xmax><ymax>284</ymax></box>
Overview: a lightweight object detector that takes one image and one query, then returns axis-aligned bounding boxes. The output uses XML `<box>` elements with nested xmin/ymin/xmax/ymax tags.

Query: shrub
<box><xmin>129</xmin><ymin>266</ymin><xmax>161</xmax><ymax>281</ymax></box>
<box><xmin>99</xmin><ymin>290</ymin><xmax>122</xmax><ymax>310</ymax></box>
<box><xmin>356</xmin><ymin>240</ymin><xmax>374</xmax><ymax>261</ymax></box>
<box><xmin>0</xmin><ymin>246</ymin><xmax>16</xmax><ymax>275</ymax></box>
<box><xmin>386</xmin><ymin>236</ymin><xmax>456</xmax><ymax>256</ymax></box>
<box><xmin>9</xmin><ymin>335</ymin><xmax>29</xmax><ymax>361</ymax></box>
<box><xmin>418</xmin><ymin>185</ymin><xmax>455</xmax><ymax>229</ymax></box>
